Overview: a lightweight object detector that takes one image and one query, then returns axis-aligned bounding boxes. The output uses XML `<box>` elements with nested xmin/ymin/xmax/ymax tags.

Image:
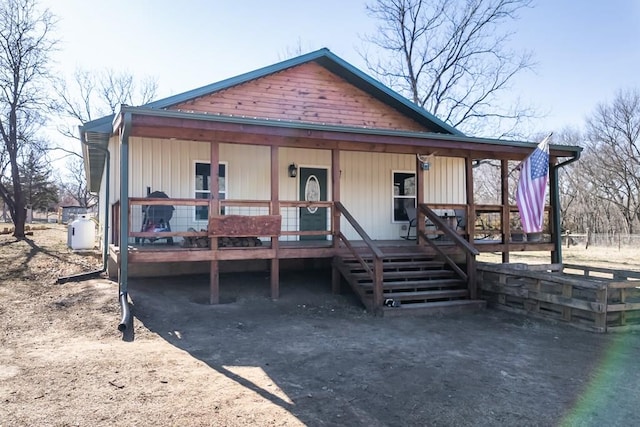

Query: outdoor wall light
<box><xmin>288</xmin><ymin>163</ymin><xmax>298</xmax><ymax>178</ymax></box>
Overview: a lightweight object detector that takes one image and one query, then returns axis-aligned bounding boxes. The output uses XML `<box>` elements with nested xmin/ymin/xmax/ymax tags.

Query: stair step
<box><xmin>341</xmin><ymin>254</ymin><xmax>436</xmax><ymax>263</ymax></box>
<box><xmin>360</xmin><ymin>278</ymin><xmax>464</xmax><ymax>290</ymax></box>
<box><xmin>342</xmin><ymin>254</ymin><xmax>434</xmax><ymax>262</ymax></box>
<box><xmin>382</xmin><ymin>300</ymin><xmax>487</xmax><ymax>317</ymax></box>
<box><xmin>383</xmin><ymin>289</ymin><xmax>469</xmax><ymax>301</ymax></box>
<box><xmin>345</xmin><ymin>261</ymin><xmax>445</xmax><ymax>271</ymax></box>
<box><xmin>352</xmin><ymin>270</ymin><xmax>456</xmax><ymax>280</ymax></box>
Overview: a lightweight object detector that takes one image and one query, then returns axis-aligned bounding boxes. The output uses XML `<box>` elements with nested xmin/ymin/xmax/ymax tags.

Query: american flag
<box><xmin>516</xmin><ymin>134</ymin><xmax>551</xmax><ymax>233</ymax></box>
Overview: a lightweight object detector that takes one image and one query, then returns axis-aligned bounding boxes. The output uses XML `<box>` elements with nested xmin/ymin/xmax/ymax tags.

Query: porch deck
<box><xmin>110</xmin><ymin>198</ymin><xmax>556</xmax><ymax>314</ymax></box>
<box><xmin>109</xmin><ymin>237</ymin><xmax>554</xmax><ymax>264</ymax></box>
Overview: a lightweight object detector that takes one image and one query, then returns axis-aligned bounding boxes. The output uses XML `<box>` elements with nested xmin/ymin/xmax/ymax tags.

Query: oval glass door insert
<box><xmin>304</xmin><ymin>175</ymin><xmax>320</xmax><ymax>213</ymax></box>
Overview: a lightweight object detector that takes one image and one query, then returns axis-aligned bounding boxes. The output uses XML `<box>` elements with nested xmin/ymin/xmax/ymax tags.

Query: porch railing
<box><xmin>114</xmin><ymin>198</ymin><xmax>334</xmax><ymax>246</ymax></box>
<box><xmin>419</xmin><ymin>204</ymin><xmax>480</xmax><ymax>299</ymax></box>
<box><xmin>426</xmin><ymin>203</ymin><xmax>552</xmax><ymax>243</ymax></box>
<box><xmin>334</xmin><ymin>201</ymin><xmax>384</xmax><ymax>314</ymax></box>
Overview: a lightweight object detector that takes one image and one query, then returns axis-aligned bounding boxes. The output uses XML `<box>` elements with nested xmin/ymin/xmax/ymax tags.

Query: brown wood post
<box><xmin>373</xmin><ymin>257</ymin><xmax>384</xmax><ymax>315</ymax></box>
<box><xmin>467</xmin><ymin>252</ymin><xmax>477</xmax><ymax>299</ymax></box>
<box><xmin>501</xmin><ymin>159</ymin><xmax>510</xmax><ymax>263</ymax></box>
<box><xmin>416</xmin><ymin>155</ymin><xmax>425</xmax><ymax>245</ymax></box>
<box><xmin>270</xmin><ymin>146</ymin><xmax>280</xmax><ymax>300</ymax></box>
<box><xmin>465</xmin><ymin>157</ymin><xmax>475</xmax><ymax>243</ymax></box>
<box><xmin>465</xmin><ymin>157</ymin><xmax>477</xmax><ymax>296</ymax></box>
<box><xmin>209</xmin><ymin>141</ymin><xmax>220</xmax><ymax>304</ymax></box>
<box><xmin>331</xmin><ymin>149</ymin><xmax>342</xmax><ymax>294</ymax></box>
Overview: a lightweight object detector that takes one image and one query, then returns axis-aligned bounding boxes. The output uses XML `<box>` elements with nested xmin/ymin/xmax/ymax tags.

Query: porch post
<box><xmin>118</xmin><ymin>113</ymin><xmax>131</xmax><ymax>298</ymax></box>
<box><xmin>270</xmin><ymin>146</ymin><xmax>280</xmax><ymax>300</ymax></box>
<box><xmin>550</xmin><ymin>156</ymin><xmax>561</xmax><ymax>264</ymax></box>
<box><xmin>465</xmin><ymin>157</ymin><xmax>477</xmax><ymax>298</ymax></box>
<box><xmin>209</xmin><ymin>141</ymin><xmax>220</xmax><ymax>304</ymax></box>
<box><xmin>416</xmin><ymin>155</ymin><xmax>425</xmax><ymax>245</ymax></box>
<box><xmin>501</xmin><ymin>159</ymin><xmax>510</xmax><ymax>263</ymax></box>
<box><xmin>465</xmin><ymin>157</ymin><xmax>475</xmax><ymax>243</ymax></box>
<box><xmin>331</xmin><ymin>149</ymin><xmax>341</xmax><ymax>293</ymax></box>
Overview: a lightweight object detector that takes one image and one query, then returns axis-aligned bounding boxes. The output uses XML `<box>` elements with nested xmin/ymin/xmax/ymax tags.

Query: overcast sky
<box><xmin>42</xmin><ymin>0</ymin><xmax>640</xmax><ymax>137</ymax></box>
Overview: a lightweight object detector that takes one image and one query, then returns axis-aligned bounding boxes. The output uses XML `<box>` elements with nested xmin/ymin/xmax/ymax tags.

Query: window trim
<box><xmin>194</xmin><ymin>160</ymin><xmax>228</xmax><ymax>221</ymax></box>
<box><xmin>391</xmin><ymin>169</ymin><xmax>417</xmax><ymax>224</ymax></box>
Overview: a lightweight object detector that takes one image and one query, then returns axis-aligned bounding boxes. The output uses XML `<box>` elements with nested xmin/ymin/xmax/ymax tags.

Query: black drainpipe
<box><xmin>117</xmin><ymin>112</ymin><xmax>132</xmax><ymax>332</ymax></box>
<box><xmin>550</xmin><ymin>150</ymin><xmax>582</xmax><ymax>264</ymax></box>
<box><xmin>57</xmin><ymin>125</ymin><xmax>128</xmax><ymax>331</ymax></box>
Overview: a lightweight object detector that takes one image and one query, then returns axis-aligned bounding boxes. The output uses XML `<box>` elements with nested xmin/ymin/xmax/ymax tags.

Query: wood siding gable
<box><xmin>170</xmin><ymin>62</ymin><xmax>431</xmax><ymax>132</ymax></box>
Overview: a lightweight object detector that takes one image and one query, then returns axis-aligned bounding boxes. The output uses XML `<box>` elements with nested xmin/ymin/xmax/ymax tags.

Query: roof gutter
<box><xmin>117</xmin><ymin>111</ymin><xmax>132</xmax><ymax>333</ymax></box>
<box><xmin>57</xmin><ymin>125</ymin><xmax>110</xmax><ymax>282</ymax></box>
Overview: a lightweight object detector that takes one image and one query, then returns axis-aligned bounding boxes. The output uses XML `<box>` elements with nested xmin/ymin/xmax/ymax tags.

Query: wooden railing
<box><xmin>419</xmin><ymin>204</ymin><xmax>480</xmax><ymax>298</ymax></box>
<box><xmin>334</xmin><ymin>201</ymin><xmax>384</xmax><ymax>315</ymax></box>
<box><xmin>280</xmin><ymin>201</ymin><xmax>333</xmax><ymax>239</ymax></box>
<box><xmin>119</xmin><ymin>198</ymin><xmax>333</xmax><ymax>244</ymax></box>
<box><xmin>478</xmin><ymin>263</ymin><xmax>640</xmax><ymax>332</ymax></box>
<box><xmin>427</xmin><ymin>203</ymin><xmax>551</xmax><ymax>242</ymax></box>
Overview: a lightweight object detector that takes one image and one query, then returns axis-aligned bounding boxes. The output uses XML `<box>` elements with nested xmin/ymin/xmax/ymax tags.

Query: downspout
<box><xmin>57</xmin><ymin>128</ymin><xmax>110</xmax><ymax>282</ymax></box>
<box><xmin>118</xmin><ymin>111</ymin><xmax>132</xmax><ymax>332</ymax></box>
<box><xmin>551</xmin><ymin>150</ymin><xmax>582</xmax><ymax>264</ymax></box>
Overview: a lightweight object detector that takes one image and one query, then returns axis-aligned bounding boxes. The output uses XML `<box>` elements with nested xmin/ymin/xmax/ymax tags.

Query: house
<box><xmin>59</xmin><ymin>205</ymin><xmax>88</xmax><ymax>224</ymax></box>
<box><xmin>80</xmin><ymin>48</ymin><xmax>581</xmax><ymax>318</ymax></box>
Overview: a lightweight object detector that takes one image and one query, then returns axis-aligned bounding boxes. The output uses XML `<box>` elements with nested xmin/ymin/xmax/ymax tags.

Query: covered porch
<box><xmin>100</xmin><ymin>106</ymin><xmax>580</xmax><ymax>315</ymax></box>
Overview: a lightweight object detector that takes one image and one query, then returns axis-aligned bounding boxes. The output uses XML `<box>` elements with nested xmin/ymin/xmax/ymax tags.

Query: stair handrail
<box><xmin>419</xmin><ymin>204</ymin><xmax>480</xmax><ymax>299</ymax></box>
<box><xmin>334</xmin><ymin>202</ymin><xmax>384</xmax><ymax>314</ymax></box>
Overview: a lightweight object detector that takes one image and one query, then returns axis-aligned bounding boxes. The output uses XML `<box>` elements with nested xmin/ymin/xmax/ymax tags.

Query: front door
<box><xmin>299</xmin><ymin>167</ymin><xmax>327</xmax><ymax>241</ymax></box>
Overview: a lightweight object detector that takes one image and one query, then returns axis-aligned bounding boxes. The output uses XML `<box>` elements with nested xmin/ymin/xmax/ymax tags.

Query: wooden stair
<box><xmin>333</xmin><ymin>252</ymin><xmax>485</xmax><ymax>316</ymax></box>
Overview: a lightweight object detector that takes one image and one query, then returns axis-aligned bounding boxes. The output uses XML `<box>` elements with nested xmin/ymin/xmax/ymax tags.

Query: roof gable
<box><xmin>145</xmin><ymin>48</ymin><xmax>464</xmax><ymax>136</ymax></box>
<box><xmin>170</xmin><ymin>62</ymin><xmax>430</xmax><ymax>132</ymax></box>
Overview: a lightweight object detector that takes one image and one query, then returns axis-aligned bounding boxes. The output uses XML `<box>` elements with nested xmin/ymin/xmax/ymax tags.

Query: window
<box><xmin>195</xmin><ymin>162</ymin><xmax>226</xmax><ymax>220</ymax></box>
<box><xmin>393</xmin><ymin>171</ymin><xmax>416</xmax><ymax>222</ymax></box>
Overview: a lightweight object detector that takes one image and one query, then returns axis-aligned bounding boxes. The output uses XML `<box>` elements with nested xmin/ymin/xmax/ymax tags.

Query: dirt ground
<box><xmin>1</xmin><ymin>226</ymin><xmax>640</xmax><ymax>426</ymax></box>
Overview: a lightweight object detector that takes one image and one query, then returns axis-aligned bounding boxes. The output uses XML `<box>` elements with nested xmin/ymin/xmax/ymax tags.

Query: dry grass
<box><xmin>478</xmin><ymin>245</ymin><xmax>640</xmax><ymax>271</ymax></box>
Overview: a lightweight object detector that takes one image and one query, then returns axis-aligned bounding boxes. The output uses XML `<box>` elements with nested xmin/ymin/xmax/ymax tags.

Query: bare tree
<box><xmin>57</xmin><ymin>156</ymin><xmax>96</xmax><ymax>208</ymax></box>
<box><xmin>51</xmin><ymin>68</ymin><xmax>158</xmax><ymax>214</ymax></box>
<box><xmin>584</xmin><ymin>89</ymin><xmax>640</xmax><ymax>234</ymax></box>
<box><xmin>361</xmin><ymin>0</ymin><xmax>535</xmax><ymax>137</ymax></box>
<box><xmin>20</xmin><ymin>146</ymin><xmax>58</xmax><ymax>212</ymax></box>
<box><xmin>0</xmin><ymin>0</ymin><xmax>56</xmax><ymax>238</ymax></box>
<box><xmin>55</xmin><ymin>68</ymin><xmax>159</xmax><ymax>151</ymax></box>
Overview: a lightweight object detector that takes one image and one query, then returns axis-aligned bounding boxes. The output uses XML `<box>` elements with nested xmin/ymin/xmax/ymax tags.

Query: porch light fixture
<box><xmin>288</xmin><ymin>163</ymin><xmax>298</xmax><ymax>178</ymax></box>
<box><xmin>417</xmin><ymin>154</ymin><xmax>434</xmax><ymax>171</ymax></box>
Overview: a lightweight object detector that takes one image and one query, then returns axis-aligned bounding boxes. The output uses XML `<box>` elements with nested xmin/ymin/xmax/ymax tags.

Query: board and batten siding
<box><xmin>103</xmin><ymin>138</ymin><xmax>465</xmax><ymax>243</ymax></box>
<box><xmin>340</xmin><ymin>152</ymin><xmax>466</xmax><ymax>240</ymax></box>
<box><xmin>171</xmin><ymin>62</ymin><xmax>430</xmax><ymax>132</ymax></box>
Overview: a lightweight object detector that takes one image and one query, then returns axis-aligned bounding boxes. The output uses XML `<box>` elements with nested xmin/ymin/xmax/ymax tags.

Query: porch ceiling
<box><xmin>118</xmin><ymin>107</ymin><xmax>582</xmax><ymax>161</ymax></box>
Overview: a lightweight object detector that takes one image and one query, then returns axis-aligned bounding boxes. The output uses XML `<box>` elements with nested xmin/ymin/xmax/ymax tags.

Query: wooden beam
<box><xmin>209</xmin><ymin>215</ymin><xmax>282</xmax><ymax>237</ymax></box>
<box><xmin>128</xmin><ymin>114</ymin><xmax>580</xmax><ymax>160</ymax></box>
<box><xmin>271</xmin><ymin>146</ymin><xmax>280</xmax><ymax>300</ymax></box>
<box><xmin>465</xmin><ymin>157</ymin><xmax>475</xmax><ymax>243</ymax></box>
<box><xmin>501</xmin><ymin>159</ymin><xmax>510</xmax><ymax>263</ymax></box>
<box><xmin>416</xmin><ymin>155</ymin><xmax>425</xmax><ymax>246</ymax></box>
<box><xmin>210</xmin><ymin>141</ymin><xmax>220</xmax><ymax>305</ymax></box>
<box><xmin>332</xmin><ymin>148</ymin><xmax>341</xmax><ymax>294</ymax></box>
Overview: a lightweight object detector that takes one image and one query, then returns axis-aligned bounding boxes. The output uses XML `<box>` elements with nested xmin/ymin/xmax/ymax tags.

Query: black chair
<box><xmin>454</xmin><ymin>209</ymin><xmax>467</xmax><ymax>231</ymax></box>
<box><xmin>404</xmin><ymin>207</ymin><xmax>417</xmax><ymax>240</ymax></box>
<box><xmin>137</xmin><ymin>191</ymin><xmax>174</xmax><ymax>245</ymax></box>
